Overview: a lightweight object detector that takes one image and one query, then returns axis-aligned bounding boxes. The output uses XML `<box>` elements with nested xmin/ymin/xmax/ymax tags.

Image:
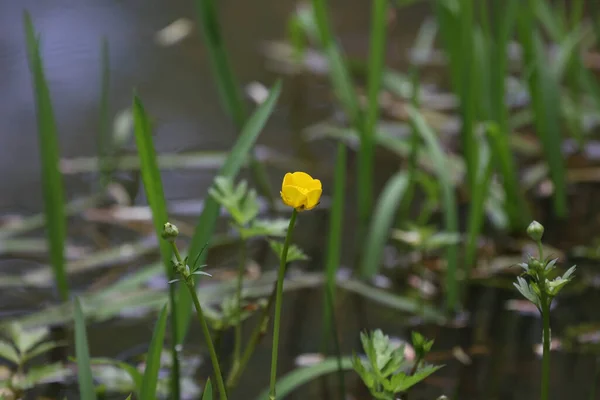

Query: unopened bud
<box><xmin>526</xmin><ymin>220</ymin><xmax>544</xmax><ymax>242</ymax></box>
<box><xmin>162</xmin><ymin>222</ymin><xmax>179</xmax><ymax>241</ymax></box>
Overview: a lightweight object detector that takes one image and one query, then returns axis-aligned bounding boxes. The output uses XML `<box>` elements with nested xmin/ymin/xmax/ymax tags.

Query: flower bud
<box><xmin>162</xmin><ymin>222</ymin><xmax>179</xmax><ymax>241</ymax></box>
<box><xmin>526</xmin><ymin>220</ymin><xmax>544</xmax><ymax>242</ymax></box>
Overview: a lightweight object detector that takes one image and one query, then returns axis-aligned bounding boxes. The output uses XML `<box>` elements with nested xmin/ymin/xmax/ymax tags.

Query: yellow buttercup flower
<box><xmin>280</xmin><ymin>172</ymin><xmax>322</xmax><ymax>211</ymax></box>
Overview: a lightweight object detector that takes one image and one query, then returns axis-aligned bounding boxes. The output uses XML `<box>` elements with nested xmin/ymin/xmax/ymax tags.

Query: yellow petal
<box><xmin>282</xmin><ymin>173</ymin><xmax>294</xmax><ymax>188</ymax></box>
<box><xmin>304</xmin><ymin>188</ymin><xmax>322</xmax><ymax>210</ymax></box>
<box><xmin>281</xmin><ymin>186</ymin><xmax>308</xmax><ymax>209</ymax></box>
<box><xmin>306</xmin><ymin>178</ymin><xmax>322</xmax><ymax>191</ymax></box>
<box><xmin>289</xmin><ymin>172</ymin><xmax>314</xmax><ymax>187</ymax></box>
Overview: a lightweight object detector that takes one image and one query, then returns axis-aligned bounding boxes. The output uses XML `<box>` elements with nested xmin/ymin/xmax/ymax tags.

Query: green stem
<box><xmin>268</xmin><ymin>209</ymin><xmax>298</xmax><ymax>400</ymax></box>
<box><xmin>233</xmin><ymin>239</ymin><xmax>247</xmax><ymax>368</ymax></box>
<box><xmin>540</xmin><ymin>295</ymin><xmax>551</xmax><ymax>400</ymax></box>
<box><xmin>537</xmin><ymin>240</ymin><xmax>544</xmax><ymax>261</ymax></box>
<box><xmin>171</xmin><ymin>242</ymin><xmax>228</xmax><ymax>400</ymax></box>
<box><xmin>226</xmin><ymin>280</ymin><xmax>277</xmax><ymax>389</ymax></box>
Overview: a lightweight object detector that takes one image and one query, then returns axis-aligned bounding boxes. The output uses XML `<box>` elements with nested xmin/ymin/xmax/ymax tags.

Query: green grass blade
<box><xmin>323</xmin><ymin>143</ymin><xmax>346</xmax><ymax>308</ymax></box>
<box><xmin>518</xmin><ymin>3</ymin><xmax>567</xmax><ymax>217</ymax></box>
<box><xmin>359</xmin><ymin>172</ymin><xmax>409</xmax><ymax>280</ymax></box>
<box><xmin>191</xmin><ymin>0</ymin><xmax>244</xmax><ymax>127</ymax></box>
<box><xmin>464</xmin><ymin>125</ymin><xmax>494</xmax><ymax>275</ymax></box>
<box><xmin>140</xmin><ymin>304</ymin><xmax>169</xmax><ymax>400</ymax></box>
<box><xmin>486</xmin><ymin>0</ymin><xmax>529</xmax><ymax>230</ymax></box>
<box><xmin>201</xmin><ymin>379</ymin><xmax>213</xmax><ymax>400</ymax></box>
<box><xmin>73</xmin><ymin>298</ymin><xmax>97</xmax><ymax>400</ymax></box>
<box><xmin>407</xmin><ymin>106</ymin><xmax>459</xmax><ymax>311</ymax></box>
<box><xmin>310</xmin><ymin>0</ymin><xmax>371</xmax><ymax>248</ymax></box>
<box><xmin>256</xmin><ymin>357</ymin><xmax>354</xmax><ymax>400</ymax></box>
<box><xmin>98</xmin><ymin>37</ymin><xmax>112</xmax><ymax>188</ymax></box>
<box><xmin>132</xmin><ymin>94</ymin><xmax>180</xmax><ymax>399</ymax></box>
<box><xmin>176</xmin><ymin>81</ymin><xmax>282</xmax><ymax>343</ymax></box>
<box><xmin>191</xmin><ymin>0</ymin><xmax>274</xmax><ymax>203</ymax></box>
<box><xmin>23</xmin><ymin>11</ymin><xmax>69</xmax><ymax>301</ymax></box>
<box><xmin>358</xmin><ymin>0</ymin><xmax>388</xmax><ymax>253</ymax></box>
<box><xmin>321</xmin><ymin>143</ymin><xmax>347</xmax><ymax>398</ymax></box>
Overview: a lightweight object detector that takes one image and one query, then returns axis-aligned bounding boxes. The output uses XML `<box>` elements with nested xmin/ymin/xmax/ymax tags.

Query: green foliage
<box><xmin>209</xmin><ymin>177</ymin><xmax>260</xmax><ymax>226</ymax></box>
<box><xmin>514</xmin><ymin>221</ymin><xmax>577</xmax><ymax>309</ymax></box>
<box><xmin>257</xmin><ymin>357</ymin><xmax>354</xmax><ymax>400</ymax></box>
<box><xmin>209</xmin><ymin>176</ymin><xmax>290</xmax><ymax>240</ymax></box>
<box><xmin>140</xmin><ymin>304</ymin><xmax>168</xmax><ymax>400</ymax></box>
<box><xmin>360</xmin><ymin>172</ymin><xmax>409</xmax><ymax>279</ymax></box>
<box><xmin>407</xmin><ymin>106</ymin><xmax>459</xmax><ymax>311</ymax></box>
<box><xmin>177</xmin><ymin>81</ymin><xmax>282</xmax><ymax>344</ymax></box>
<box><xmin>352</xmin><ymin>329</ymin><xmax>443</xmax><ymax>399</ymax></box>
<box><xmin>202</xmin><ymin>379</ymin><xmax>213</xmax><ymax>400</ymax></box>
<box><xmin>268</xmin><ymin>240</ymin><xmax>309</xmax><ymax>263</ymax></box>
<box><xmin>132</xmin><ymin>94</ymin><xmax>180</xmax><ymax>398</ymax></box>
<box><xmin>74</xmin><ymin>298</ymin><xmax>98</xmax><ymax>400</ymax></box>
<box><xmin>0</xmin><ymin>323</ymin><xmax>68</xmax><ymax>396</ymax></box>
<box><xmin>23</xmin><ymin>11</ymin><xmax>69</xmax><ymax>301</ymax></box>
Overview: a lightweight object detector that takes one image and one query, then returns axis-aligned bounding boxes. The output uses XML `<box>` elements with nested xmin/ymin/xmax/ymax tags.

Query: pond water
<box><xmin>1</xmin><ymin>1</ymin><xmax>599</xmax><ymax>399</ymax></box>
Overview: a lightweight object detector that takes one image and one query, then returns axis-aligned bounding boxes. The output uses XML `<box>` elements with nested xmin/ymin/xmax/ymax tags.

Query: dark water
<box><xmin>1</xmin><ymin>1</ymin><xmax>599</xmax><ymax>399</ymax></box>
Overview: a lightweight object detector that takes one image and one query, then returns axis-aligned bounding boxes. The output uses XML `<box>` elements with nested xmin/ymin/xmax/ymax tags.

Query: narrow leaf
<box><xmin>74</xmin><ymin>298</ymin><xmax>97</xmax><ymax>400</ymax></box>
<box><xmin>23</xmin><ymin>11</ymin><xmax>69</xmax><ymax>301</ymax></box>
<box><xmin>140</xmin><ymin>304</ymin><xmax>168</xmax><ymax>400</ymax></box>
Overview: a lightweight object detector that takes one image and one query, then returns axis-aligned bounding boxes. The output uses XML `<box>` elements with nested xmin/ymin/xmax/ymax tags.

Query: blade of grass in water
<box><xmin>407</xmin><ymin>106</ymin><xmax>459</xmax><ymax>311</ymax></box>
<box><xmin>23</xmin><ymin>12</ymin><xmax>69</xmax><ymax>301</ymax></box>
<box><xmin>464</xmin><ymin>124</ymin><xmax>494</xmax><ymax>277</ymax></box>
<box><xmin>176</xmin><ymin>81</ymin><xmax>282</xmax><ymax>344</ymax></box>
<box><xmin>360</xmin><ymin>172</ymin><xmax>409</xmax><ymax>280</ymax></box>
<box><xmin>140</xmin><ymin>304</ymin><xmax>169</xmax><ymax>400</ymax></box>
<box><xmin>484</xmin><ymin>0</ymin><xmax>529</xmax><ymax>230</ymax></box>
<box><xmin>256</xmin><ymin>357</ymin><xmax>353</xmax><ymax>400</ymax></box>
<box><xmin>191</xmin><ymin>0</ymin><xmax>274</xmax><ymax>203</ymax></box>
<box><xmin>518</xmin><ymin>2</ymin><xmax>567</xmax><ymax>217</ymax></box>
<box><xmin>310</xmin><ymin>0</ymin><xmax>372</xmax><ymax>253</ymax></box>
<box><xmin>73</xmin><ymin>298</ymin><xmax>97</xmax><ymax>400</ymax></box>
<box><xmin>358</xmin><ymin>0</ymin><xmax>387</xmax><ymax>256</ymax></box>
<box><xmin>321</xmin><ymin>143</ymin><xmax>347</xmax><ymax>399</ymax></box>
<box><xmin>132</xmin><ymin>95</ymin><xmax>180</xmax><ymax>399</ymax></box>
<box><xmin>98</xmin><ymin>37</ymin><xmax>112</xmax><ymax>188</ymax></box>
<box><xmin>433</xmin><ymin>0</ymin><xmax>477</xmax><ymax>191</ymax></box>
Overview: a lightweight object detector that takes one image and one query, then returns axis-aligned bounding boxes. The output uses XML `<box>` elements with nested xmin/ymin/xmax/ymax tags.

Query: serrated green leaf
<box><xmin>9</xmin><ymin>324</ymin><xmax>50</xmax><ymax>355</ymax></box>
<box><xmin>21</xmin><ymin>340</ymin><xmax>67</xmax><ymax>364</ymax></box>
<box><xmin>390</xmin><ymin>363</ymin><xmax>443</xmax><ymax>392</ymax></box>
<box><xmin>268</xmin><ymin>240</ymin><xmax>309</xmax><ymax>263</ymax></box>
<box><xmin>21</xmin><ymin>362</ymin><xmax>70</xmax><ymax>389</ymax></box>
<box><xmin>0</xmin><ymin>340</ymin><xmax>20</xmax><ymax>364</ymax></box>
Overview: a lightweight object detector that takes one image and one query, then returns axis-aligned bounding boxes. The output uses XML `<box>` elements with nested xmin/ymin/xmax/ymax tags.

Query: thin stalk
<box><xmin>170</xmin><ymin>243</ymin><xmax>227</xmax><ymax>400</ymax></box>
<box><xmin>269</xmin><ymin>209</ymin><xmax>298</xmax><ymax>400</ymax></box>
<box><xmin>227</xmin><ymin>284</ymin><xmax>277</xmax><ymax>389</ymax></box>
<box><xmin>233</xmin><ymin>239</ymin><xmax>247</xmax><ymax>369</ymax></box>
<box><xmin>540</xmin><ymin>294</ymin><xmax>551</xmax><ymax>400</ymax></box>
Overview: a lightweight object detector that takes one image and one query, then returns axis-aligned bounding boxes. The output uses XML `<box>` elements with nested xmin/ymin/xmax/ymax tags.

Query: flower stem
<box><xmin>170</xmin><ymin>242</ymin><xmax>228</xmax><ymax>400</ymax></box>
<box><xmin>540</xmin><ymin>294</ymin><xmax>551</xmax><ymax>400</ymax></box>
<box><xmin>233</xmin><ymin>239</ymin><xmax>247</xmax><ymax>369</ymax></box>
<box><xmin>269</xmin><ymin>209</ymin><xmax>298</xmax><ymax>400</ymax></box>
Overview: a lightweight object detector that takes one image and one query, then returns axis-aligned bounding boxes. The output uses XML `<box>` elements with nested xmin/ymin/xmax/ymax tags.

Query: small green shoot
<box><xmin>352</xmin><ymin>329</ymin><xmax>443</xmax><ymax>399</ymax></box>
<box><xmin>513</xmin><ymin>221</ymin><xmax>576</xmax><ymax>400</ymax></box>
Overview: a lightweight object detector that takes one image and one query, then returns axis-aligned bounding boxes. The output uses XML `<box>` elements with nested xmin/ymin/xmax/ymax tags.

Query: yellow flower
<box><xmin>280</xmin><ymin>172</ymin><xmax>322</xmax><ymax>211</ymax></box>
